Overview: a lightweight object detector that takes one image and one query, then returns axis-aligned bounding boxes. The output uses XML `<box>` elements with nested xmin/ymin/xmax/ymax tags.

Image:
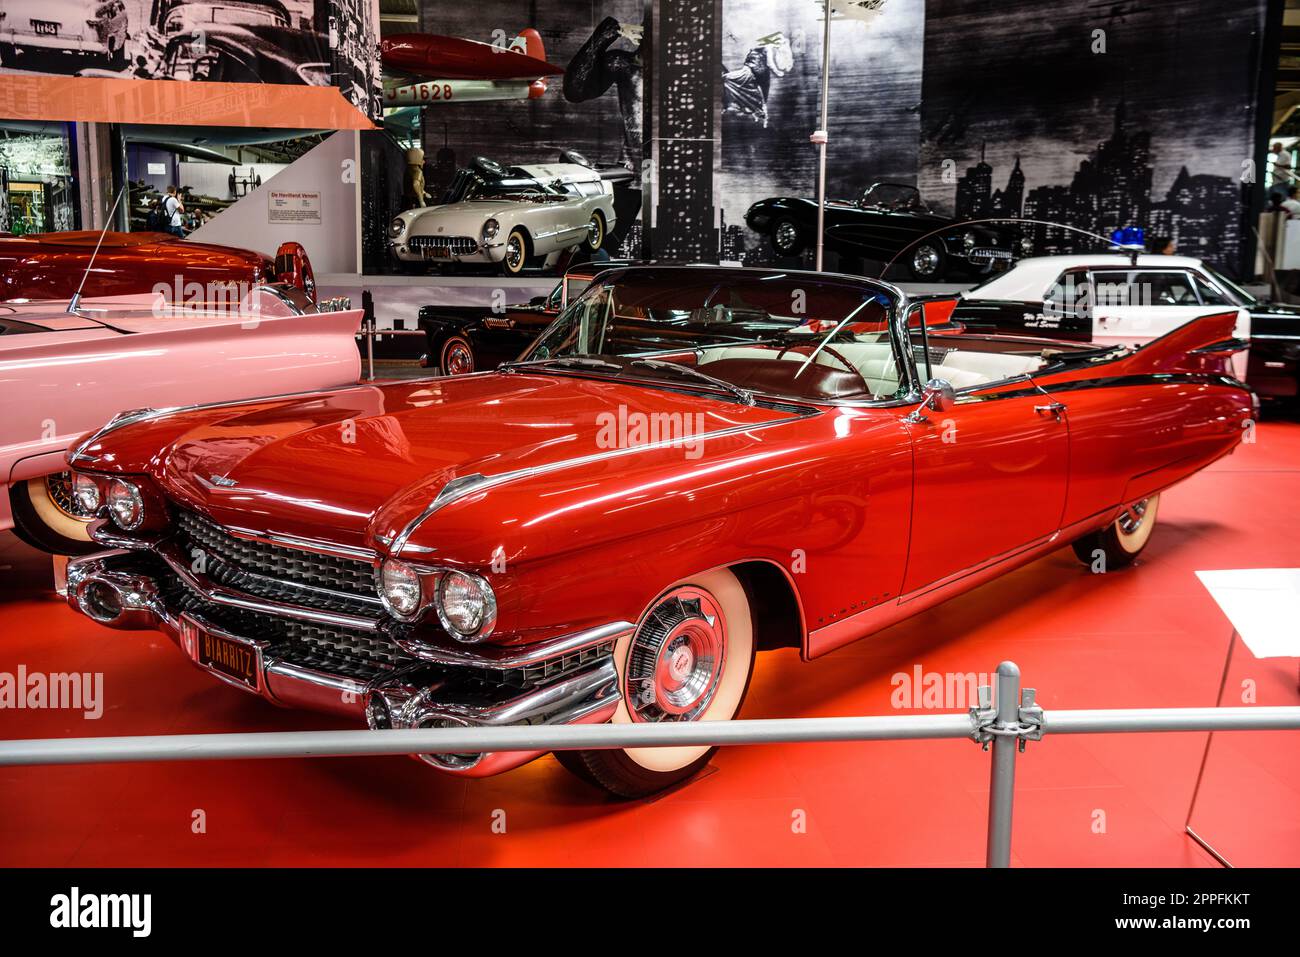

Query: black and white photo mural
<box><xmin>717</xmin><ymin>0</ymin><xmax>925</xmax><ymax>268</ymax></box>
<box><xmin>918</xmin><ymin>0</ymin><xmax>1267</xmax><ymax>272</ymax></box>
<box><xmin>0</xmin><ymin>1</ymin><xmax>383</xmax><ymax>120</ymax></box>
<box><xmin>412</xmin><ymin>0</ymin><xmax>649</xmax><ymax>257</ymax></box>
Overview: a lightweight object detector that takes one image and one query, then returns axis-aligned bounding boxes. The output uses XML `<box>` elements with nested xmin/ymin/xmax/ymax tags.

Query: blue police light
<box><xmin>1110</xmin><ymin>226</ymin><xmax>1145</xmax><ymax>248</ymax></box>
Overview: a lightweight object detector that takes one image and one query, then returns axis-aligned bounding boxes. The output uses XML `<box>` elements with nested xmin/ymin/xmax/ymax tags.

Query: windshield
<box><xmin>1204</xmin><ymin>266</ymin><xmax>1256</xmax><ymax>306</ymax></box>
<box><xmin>517</xmin><ymin>268</ymin><xmax>906</xmax><ymax>403</ymax></box>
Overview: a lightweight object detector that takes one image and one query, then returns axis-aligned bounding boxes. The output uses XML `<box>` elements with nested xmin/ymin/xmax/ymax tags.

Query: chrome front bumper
<box><xmin>390</xmin><ymin>238</ymin><xmax>504</xmax><ymax>264</ymax></box>
<box><xmin>65</xmin><ymin>551</ymin><xmax>625</xmax><ymax>777</ymax></box>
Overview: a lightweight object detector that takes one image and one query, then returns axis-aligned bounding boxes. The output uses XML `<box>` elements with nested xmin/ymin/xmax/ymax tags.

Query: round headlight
<box><xmin>482</xmin><ymin>218</ymin><xmax>500</xmax><ymax>240</ymax></box>
<box><xmin>72</xmin><ymin>473</ymin><xmax>102</xmax><ymax>515</ymax></box>
<box><xmin>436</xmin><ymin>570</ymin><xmax>497</xmax><ymax>642</ymax></box>
<box><xmin>962</xmin><ymin>231</ymin><xmax>977</xmax><ymax>251</ymax></box>
<box><xmin>387</xmin><ymin>217</ymin><xmax>406</xmax><ymax>239</ymax></box>
<box><xmin>377</xmin><ymin>559</ymin><xmax>423</xmax><ymax>620</ymax></box>
<box><xmin>107</xmin><ymin>478</ymin><xmax>144</xmax><ymax>530</ymax></box>
<box><xmin>1019</xmin><ymin>236</ymin><xmax>1035</xmax><ymax>255</ymax></box>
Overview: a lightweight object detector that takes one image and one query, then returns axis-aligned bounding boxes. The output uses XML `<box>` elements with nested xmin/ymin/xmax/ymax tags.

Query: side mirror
<box><xmin>905</xmin><ymin>378</ymin><xmax>956</xmax><ymax>424</ymax></box>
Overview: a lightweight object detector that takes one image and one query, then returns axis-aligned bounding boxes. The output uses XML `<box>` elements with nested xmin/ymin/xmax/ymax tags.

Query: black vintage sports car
<box><xmin>745</xmin><ymin>182</ymin><xmax>1033</xmax><ymax>281</ymax></box>
<box><xmin>417</xmin><ymin>263</ymin><xmax>608</xmax><ymax>375</ymax></box>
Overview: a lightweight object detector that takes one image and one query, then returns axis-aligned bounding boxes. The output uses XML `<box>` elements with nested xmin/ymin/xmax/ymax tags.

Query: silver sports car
<box><xmin>389</xmin><ymin>158</ymin><xmax>618</xmax><ymax>275</ymax></box>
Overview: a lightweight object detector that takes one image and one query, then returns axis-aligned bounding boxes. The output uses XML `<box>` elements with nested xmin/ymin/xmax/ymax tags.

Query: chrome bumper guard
<box><xmin>65</xmin><ymin>552</ymin><xmax>626</xmax><ymax>777</ymax></box>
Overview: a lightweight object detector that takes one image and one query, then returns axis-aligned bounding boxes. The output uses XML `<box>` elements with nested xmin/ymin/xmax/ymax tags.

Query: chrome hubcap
<box><xmin>1118</xmin><ymin>499</ymin><xmax>1150</xmax><ymax>536</ymax></box>
<box><xmin>505</xmin><ymin>236</ymin><xmax>522</xmax><ymax>270</ymax></box>
<box><xmin>443</xmin><ymin>342</ymin><xmax>473</xmax><ymax>375</ymax></box>
<box><xmin>912</xmin><ymin>245</ymin><xmax>940</xmax><ymax>274</ymax></box>
<box><xmin>775</xmin><ymin>221</ymin><xmax>798</xmax><ymax>251</ymax></box>
<box><xmin>627</xmin><ymin>587</ymin><xmax>726</xmax><ymax>722</ymax></box>
<box><xmin>588</xmin><ymin>216</ymin><xmax>601</xmax><ymax>246</ymax></box>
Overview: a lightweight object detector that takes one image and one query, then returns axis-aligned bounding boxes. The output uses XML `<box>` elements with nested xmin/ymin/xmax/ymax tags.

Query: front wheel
<box><xmin>555</xmin><ymin>568</ymin><xmax>756</xmax><ymax>798</ymax></box>
<box><xmin>769</xmin><ymin>217</ymin><xmax>804</xmax><ymax>257</ymax></box>
<box><xmin>907</xmin><ymin>242</ymin><xmax>947</xmax><ymax>280</ymax></box>
<box><xmin>586</xmin><ymin>211</ymin><xmax>606</xmax><ymax>252</ymax></box>
<box><xmin>1071</xmin><ymin>494</ymin><xmax>1161</xmax><ymax>570</ymax></box>
<box><xmin>9</xmin><ymin>474</ymin><xmax>99</xmax><ymax>555</ymax></box>
<box><xmin>501</xmin><ymin>227</ymin><xmax>531</xmax><ymax>276</ymax></box>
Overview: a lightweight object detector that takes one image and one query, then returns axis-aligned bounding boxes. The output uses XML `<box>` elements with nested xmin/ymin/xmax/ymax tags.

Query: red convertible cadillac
<box><xmin>61</xmin><ymin>266</ymin><xmax>1253</xmax><ymax>797</ymax></box>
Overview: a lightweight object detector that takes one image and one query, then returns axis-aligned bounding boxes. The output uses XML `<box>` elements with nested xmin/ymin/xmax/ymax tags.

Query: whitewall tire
<box><xmin>1071</xmin><ymin>494</ymin><xmax>1161</xmax><ymax>569</ymax></box>
<box><xmin>556</xmin><ymin>568</ymin><xmax>756</xmax><ymax>797</ymax></box>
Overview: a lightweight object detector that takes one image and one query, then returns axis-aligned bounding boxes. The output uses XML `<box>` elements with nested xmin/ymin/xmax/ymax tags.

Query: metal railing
<box><xmin>2</xmin><ymin>661</ymin><xmax>1297</xmax><ymax>867</ymax></box>
<box><xmin>357</xmin><ymin>318</ymin><xmax>427</xmax><ymax>381</ymax></box>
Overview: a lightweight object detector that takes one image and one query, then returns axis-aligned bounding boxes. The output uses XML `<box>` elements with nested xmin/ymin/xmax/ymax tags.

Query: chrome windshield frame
<box><xmin>510</xmin><ymin>264</ymin><xmax>917</xmax><ymax>404</ymax></box>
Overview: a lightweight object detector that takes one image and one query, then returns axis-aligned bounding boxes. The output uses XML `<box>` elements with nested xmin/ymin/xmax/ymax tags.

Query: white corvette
<box><xmin>389</xmin><ymin>158</ymin><xmax>618</xmax><ymax>275</ymax></box>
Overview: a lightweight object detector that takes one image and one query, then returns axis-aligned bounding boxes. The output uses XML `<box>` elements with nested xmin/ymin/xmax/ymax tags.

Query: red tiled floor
<box><xmin>1</xmin><ymin>416</ymin><xmax>1297</xmax><ymax>867</ymax></box>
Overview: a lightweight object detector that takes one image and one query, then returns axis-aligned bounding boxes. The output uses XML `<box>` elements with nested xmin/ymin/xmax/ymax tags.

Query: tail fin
<box><xmin>510</xmin><ymin>28</ymin><xmax>545</xmax><ymax>63</ymax></box>
<box><xmin>1119</xmin><ymin>310</ymin><xmax>1246</xmax><ymax>377</ymax></box>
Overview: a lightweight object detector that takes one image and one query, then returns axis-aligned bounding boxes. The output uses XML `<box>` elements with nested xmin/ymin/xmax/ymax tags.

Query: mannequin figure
<box><xmin>403</xmin><ymin>147</ymin><xmax>431</xmax><ymax>209</ymax></box>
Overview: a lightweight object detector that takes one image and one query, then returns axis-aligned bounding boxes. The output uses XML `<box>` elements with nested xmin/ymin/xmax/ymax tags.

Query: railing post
<box><xmin>365</xmin><ymin>318</ymin><xmax>375</xmax><ymax>382</ymax></box>
<box><xmin>986</xmin><ymin>660</ymin><xmax>1021</xmax><ymax>868</ymax></box>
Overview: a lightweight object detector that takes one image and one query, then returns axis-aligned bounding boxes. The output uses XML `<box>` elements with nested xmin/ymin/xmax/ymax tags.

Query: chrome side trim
<box><xmin>389</xmin><ymin>414</ymin><xmax>814</xmax><ymax>556</ymax></box>
<box><xmin>805</xmin><ymin>506</ymin><xmax>1119</xmax><ymax>659</ymax></box>
<box><xmin>68</xmin><ymin>407</ymin><xmax>165</xmax><ymax>463</ymax></box>
<box><xmin>394</xmin><ymin>620</ymin><xmax>633</xmax><ymax>669</ymax></box>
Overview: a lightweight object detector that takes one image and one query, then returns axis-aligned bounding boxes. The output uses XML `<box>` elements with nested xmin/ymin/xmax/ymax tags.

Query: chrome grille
<box><xmin>409</xmin><ymin>235</ymin><xmax>478</xmax><ymax>256</ymax></box>
<box><xmin>163</xmin><ymin>573</ymin><xmax>402</xmax><ymax>681</ymax></box>
<box><xmin>176</xmin><ymin>511</ymin><xmax>375</xmax><ymax>599</ymax></box>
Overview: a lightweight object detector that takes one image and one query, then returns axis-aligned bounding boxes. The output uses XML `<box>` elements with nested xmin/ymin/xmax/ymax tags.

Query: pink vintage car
<box><xmin>2</xmin><ymin>289</ymin><xmax>362</xmax><ymax>554</ymax></box>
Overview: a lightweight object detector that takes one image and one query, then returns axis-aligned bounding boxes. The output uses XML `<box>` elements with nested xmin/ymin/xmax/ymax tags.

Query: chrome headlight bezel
<box><xmin>962</xmin><ymin>231</ymin><xmax>978</xmax><ymax>251</ymax></box>
<box><xmin>72</xmin><ymin>473</ymin><xmax>103</xmax><ymax>516</ymax></box>
<box><xmin>482</xmin><ymin>218</ymin><xmax>500</xmax><ymax>241</ymax></box>
<box><xmin>435</xmin><ymin>570</ymin><xmax>497</xmax><ymax>643</ymax></box>
<box><xmin>106</xmin><ymin>478</ymin><xmax>144</xmax><ymax>530</ymax></box>
<box><xmin>388</xmin><ymin>217</ymin><xmax>406</xmax><ymax>240</ymax></box>
<box><xmin>376</xmin><ymin>558</ymin><xmax>425</xmax><ymax>622</ymax></box>
<box><xmin>1019</xmin><ymin>235</ymin><xmax>1035</xmax><ymax>256</ymax></box>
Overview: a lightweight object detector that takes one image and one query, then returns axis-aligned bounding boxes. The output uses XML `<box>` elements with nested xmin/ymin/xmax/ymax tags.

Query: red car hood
<box><xmin>87</xmin><ymin>371</ymin><xmax>803</xmax><ymax>549</ymax></box>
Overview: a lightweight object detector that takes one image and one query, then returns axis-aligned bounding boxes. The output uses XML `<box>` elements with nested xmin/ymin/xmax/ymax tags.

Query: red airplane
<box><xmin>381</xmin><ymin>29</ymin><xmax>565</xmax><ymax>106</ymax></box>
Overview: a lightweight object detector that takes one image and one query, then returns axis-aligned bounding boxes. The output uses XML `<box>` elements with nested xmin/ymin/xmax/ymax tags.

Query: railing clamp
<box><xmin>970</xmin><ymin>686</ymin><xmax>1043</xmax><ymax>752</ymax></box>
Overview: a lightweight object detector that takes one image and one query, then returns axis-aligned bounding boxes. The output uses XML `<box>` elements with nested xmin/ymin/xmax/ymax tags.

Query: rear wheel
<box><xmin>555</xmin><ymin>568</ymin><xmax>756</xmax><ymax>798</ymax></box>
<box><xmin>1071</xmin><ymin>494</ymin><xmax>1161</xmax><ymax>570</ymax></box>
<box><xmin>9</xmin><ymin>473</ymin><xmax>99</xmax><ymax>555</ymax></box>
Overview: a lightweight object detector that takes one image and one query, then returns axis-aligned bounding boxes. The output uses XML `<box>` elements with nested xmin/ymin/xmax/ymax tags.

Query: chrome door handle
<box><xmin>1035</xmin><ymin>402</ymin><xmax>1066</xmax><ymax>417</ymax></box>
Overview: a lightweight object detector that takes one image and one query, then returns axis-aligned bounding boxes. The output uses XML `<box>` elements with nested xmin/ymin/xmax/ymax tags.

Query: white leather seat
<box><xmin>700</xmin><ymin>343</ymin><xmax>1044</xmax><ymax>397</ymax></box>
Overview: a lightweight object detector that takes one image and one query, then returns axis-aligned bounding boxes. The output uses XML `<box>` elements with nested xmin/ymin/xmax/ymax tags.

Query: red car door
<box><xmin>900</xmin><ymin>376</ymin><xmax>1069</xmax><ymax>595</ymax></box>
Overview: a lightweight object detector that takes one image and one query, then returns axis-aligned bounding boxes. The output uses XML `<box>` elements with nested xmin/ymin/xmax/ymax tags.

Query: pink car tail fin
<box><xmin>511</xmin><ymin>28</ymin><xmax>545</xmax><ymax>64</ymax></box>
<box><xmin>1120</xmin><ymin>310</ymin><xmax>1246</xmax><ymax>377</ymax></box>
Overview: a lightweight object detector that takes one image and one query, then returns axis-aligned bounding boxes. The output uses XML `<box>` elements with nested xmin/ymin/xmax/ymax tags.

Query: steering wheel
<box><xmin>776</xmin><ymin>342</ymin><xmax>872</xmax><ymax>396</ymax></box>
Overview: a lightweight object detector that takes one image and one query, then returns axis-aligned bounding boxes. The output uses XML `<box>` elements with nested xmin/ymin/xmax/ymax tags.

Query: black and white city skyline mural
<box><xmin>680</xmin><ymin>0</ymin><xmax>1267</xmax><ymax>274</ymax></box>
<box><xmin>917</xmin><ymin>0</ymin><xmax>1266</xmax><ymax>272</ymax></box>
<box><xmin>715</xmin><ymin>0</ymin><xmax>925</xmax><ymax>268</ymax></box>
